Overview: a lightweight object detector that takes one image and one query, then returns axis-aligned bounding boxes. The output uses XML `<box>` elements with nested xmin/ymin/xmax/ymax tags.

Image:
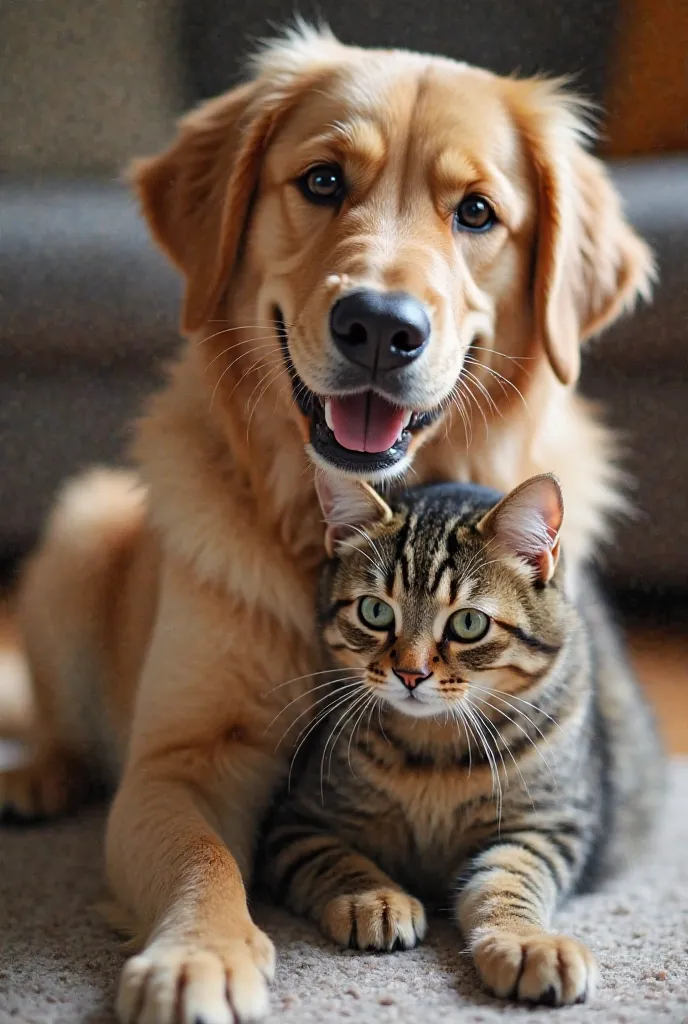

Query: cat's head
<box><xmin>316</xmin><ymin>473</ymin><xmax>570</xmax><ymax>720</ymax></box>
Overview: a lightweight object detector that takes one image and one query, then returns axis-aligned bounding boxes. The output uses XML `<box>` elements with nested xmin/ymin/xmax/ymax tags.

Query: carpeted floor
<box><xmin>0</xmin><ymin>762</ymin><xmax>686</xmax><ymax>1024</ymax></box>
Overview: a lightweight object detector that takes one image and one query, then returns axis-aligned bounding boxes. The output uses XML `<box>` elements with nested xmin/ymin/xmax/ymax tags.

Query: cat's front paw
<box><xmin>321</xmin><ymin>888</ymin><xmax>427</xmax><ymax>951</ymax></box>
<box><xmin>472</xmin><ymin>929</ymin><xmax>598</xmax><ymax>1005</ymax></box>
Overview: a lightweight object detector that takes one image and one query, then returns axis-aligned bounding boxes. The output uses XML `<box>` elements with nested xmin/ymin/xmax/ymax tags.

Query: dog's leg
<box><xmin>0</xmin><ymin>677</ymin><xmax>91</xmax><ymax>820</ymax></box>
<box><xmin>1</xmin><ymin>469</ymin><xmax>145</xmax><ymax>820</ymax></box>
<box><xmin>107</xmin><ymin>556</ymin><xmax>308</xmax><ymax>1024</ymax></box>
<box><xmin>109</xmin><ymin>761</ymin><xmax>278</xmax><ymax>1024</ymax></box>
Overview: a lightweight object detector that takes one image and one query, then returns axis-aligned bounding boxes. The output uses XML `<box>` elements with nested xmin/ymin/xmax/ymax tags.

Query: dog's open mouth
<box><xmin>276</xmin><ymin>314</ymin><xmax>440</xmax><ymax>475</ymax></box>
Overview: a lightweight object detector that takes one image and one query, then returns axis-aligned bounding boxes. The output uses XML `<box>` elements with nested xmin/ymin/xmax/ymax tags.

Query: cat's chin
<box><xmin>386</xmin><ymin>694</ymin><xmax>446</xmax><ymax>720</ymax></box>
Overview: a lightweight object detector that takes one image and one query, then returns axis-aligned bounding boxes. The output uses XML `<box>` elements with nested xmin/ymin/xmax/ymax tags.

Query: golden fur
<box><xmin>1</xmin><ymin>24</ymin><xmax>653</xmax><ymax>1024</ymax></box>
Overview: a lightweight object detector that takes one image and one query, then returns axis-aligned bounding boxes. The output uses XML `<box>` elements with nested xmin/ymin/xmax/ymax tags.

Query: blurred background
<box><xmin>1</xmin><ymin>1</ymin><xmax>686</xmax><ymax>748</ymax></box>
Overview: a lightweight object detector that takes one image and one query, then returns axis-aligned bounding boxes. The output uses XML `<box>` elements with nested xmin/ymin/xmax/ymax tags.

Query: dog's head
<box><xmin>133</xmin><ymin>23</ymin><xmax>653</xmax><ymax>482</ymax></box>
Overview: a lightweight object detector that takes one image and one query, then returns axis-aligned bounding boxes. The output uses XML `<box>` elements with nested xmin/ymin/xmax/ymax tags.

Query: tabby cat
<box><xmin>261</xmin><ymin>473</ymin><xmax>663</xmax><ymax>1006</ymax></box>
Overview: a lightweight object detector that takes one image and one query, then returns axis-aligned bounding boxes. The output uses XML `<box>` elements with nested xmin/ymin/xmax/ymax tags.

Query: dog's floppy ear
<box><xmin>130</xmin><ymin>24</ymin><xmax>340</xmax><ymax>335</ymax></box>
<box><xmin>130</xmin><ymin>84</ymin><xmax>261</xmax><ymax>334</ymax></box>
<box><xmin>514</xmin><ymin>82</ymin><xmax>655</xmax><ymax>386</ymax></box>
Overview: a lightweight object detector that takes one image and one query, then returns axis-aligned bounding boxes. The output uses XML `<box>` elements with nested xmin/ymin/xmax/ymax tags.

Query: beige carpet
<box><xmin>1</xmin><ymin>762</ymin><xmax>687</xmax><ymax>1024</ymax></box>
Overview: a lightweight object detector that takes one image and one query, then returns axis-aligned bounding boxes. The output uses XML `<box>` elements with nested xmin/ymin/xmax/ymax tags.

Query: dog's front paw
<box><xmin>472</xmin><ymin>929</ymin><xmax>597</xmax><ymax>1005</ymax></box>
<box><xmin>321</xmin><ymin>888</ymin><xmax>427</xmax><ymax>951</ymax></box>
<box><xmin>0</xmin><ymin>750</ymin><xmax>88</xmax><ymax>820</ymax></box>
<box><xmin>116</xmin><ymin>925</ymin><xmax>276</xmax><ymax>1024</ymax></box>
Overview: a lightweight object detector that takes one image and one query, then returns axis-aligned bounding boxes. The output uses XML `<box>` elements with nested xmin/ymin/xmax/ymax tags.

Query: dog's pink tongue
<box><xmin>328</xmin><ymin>394</ymin><xmax>407</xmax><ymax>453</ymax></box>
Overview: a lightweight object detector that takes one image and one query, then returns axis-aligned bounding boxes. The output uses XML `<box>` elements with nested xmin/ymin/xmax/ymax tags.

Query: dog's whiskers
<box><xmin>457</xmin><ymin>375</ymin><xmax>490</xmax><ymax>439</ymax></box>
<box><xmin>465</xmin><ymin>355</ymin><xmax>529</xmax><ymax>410</ymax></box>
<box><xmin>196</xmin><ymin>323</ymin><xmax>281</xmax><ymax>348</ymax></box>
<box><xmin>461</xmin><ymin>365</ymin><xmax>502</xmax><ymax>420</ymax></box>
<box><xmin>246</xmin><ymin>362</ymin><xmax>289</xmax><ymax>438</ymax></box>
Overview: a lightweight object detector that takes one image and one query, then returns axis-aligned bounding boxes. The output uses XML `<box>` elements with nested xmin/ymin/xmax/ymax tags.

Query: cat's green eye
<box><xmin>358</xmin><ymin>596</ymin><xmax>395</xmax><ymax>631</ymax></box>
<box><xmin>448</xmin><ymin>608</ymin><xmax>490</xmax><ymax>643</ymax></box>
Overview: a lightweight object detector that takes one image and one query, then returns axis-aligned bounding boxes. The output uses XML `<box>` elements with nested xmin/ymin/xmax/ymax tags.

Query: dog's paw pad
<box><xmin>0</xmin><ymin>752</ymin><xmax>87</xmax><ymax>821</ymax></box>
<box><xmin>117</xmin><ymin>926</ymin><xmax>275</xmax><ymax>1024</ymax></box>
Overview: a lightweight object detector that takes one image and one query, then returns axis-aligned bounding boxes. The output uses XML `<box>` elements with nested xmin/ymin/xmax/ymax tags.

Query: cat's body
<box><xmin>261</xmin><ymin>478</ymin><xmax>663</xmax><ymax>1006</ymax></box>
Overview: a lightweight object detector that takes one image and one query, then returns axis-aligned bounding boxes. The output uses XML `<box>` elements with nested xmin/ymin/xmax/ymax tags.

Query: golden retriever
<box><xmin>2</xmin><ymin>23</ymin><xmax>653</xmax><ymax>1024</ymax></box>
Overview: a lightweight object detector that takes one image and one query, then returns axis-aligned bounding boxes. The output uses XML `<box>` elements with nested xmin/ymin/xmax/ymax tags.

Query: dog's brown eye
<box><xmin>299</xmin><ymin>164</ymin><xmax>345</xmax><ymax>203</ymax></box>
<box><xmin>454</xmin><ymin>194</ymin><xmax>496</xmax><ymax>232</ymax></box>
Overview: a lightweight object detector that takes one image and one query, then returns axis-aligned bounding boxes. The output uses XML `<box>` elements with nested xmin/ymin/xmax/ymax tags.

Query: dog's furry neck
<box><xmin>132</xmin><ymin>343</ymin><xmax>323</xmax><ymax>637</ymax></box>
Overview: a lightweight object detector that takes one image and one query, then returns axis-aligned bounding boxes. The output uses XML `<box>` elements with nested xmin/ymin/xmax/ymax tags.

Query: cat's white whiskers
<box><xmin>464</xmin><ymin>696</ymin><xmax>537</xmax><ymax>810</ymax></box>
<box><xmin>320</xmin><ymin>689</ymin><xmax>372</xmax><ymax>799</ymax></box>
<box><xmin>287</xmin><ymin>685</ymin><xmax>366</xmax><ymax>792</ymax></box>
<box><xmin>265</xmin><ymin>676</ymin><xmax>365</xmax><ymax>734</ymax></box>
<box><xmin>263</xmin><ymin>667</ymin><xmax>362</xmax><ymax>697</ymax></box>
<box><xmin>469</xmin><ymin>689</ymin><xmax>559</xmax><ymax>772</ymax></box>
<box><xmin>364</xmin><ymin>694</ymin><xmax>378</xmax><ymax>749</ymax></box>
<box><xmin>465</xmin><ymin>698</ymin><xmax>510</xmax><ymax>807</ymax></box>
<box><xmin>448</xmin><ymin>704</ymin><xmax>472</xmax><ymax>777</ymax></box>
<box><xmin>336</xmin><ymin>689</ymin><xmax>375</xmax><ymax>779</ymax></box>
<box><xmin>346</xmin><ymin>692</ymin><xmax>377</xmax><ymax>779</ymax></box>
<box><xmin>471</xmin><ymin>685</ymin><xmax>569</xmax><ymax>742</ymax></box>
<box><xmin>376</xmin><ymin>699</ymin><xmax>390</xmax><ymax>745</ymax></box>
<box><xmin>460</xmin><ymin>699</ymin><xmax>503</xmax><ymax>824</ymax></box>
<box><xmin>271</xmin><ymin>679</ymin><xmax>365</xmax><ymax>749</ymax></box>
<box><xmin>286</xmin><ymin>689</ymin><xmax>363</xmax><ymax>763</ymax></box>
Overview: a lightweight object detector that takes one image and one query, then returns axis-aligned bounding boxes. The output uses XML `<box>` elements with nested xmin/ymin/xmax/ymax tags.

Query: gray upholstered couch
<box><xmin>1</xmin><ymin>1</ymin><xmax>686</xmax><ymax>591</ymax></box>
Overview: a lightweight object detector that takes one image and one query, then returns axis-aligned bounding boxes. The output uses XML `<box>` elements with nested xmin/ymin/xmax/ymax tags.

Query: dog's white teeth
<box><xmin>324</xmin><ymin>400</ymin><xmax>334</xmax><ymax>431</ymax></box>
<box><xmin>402</xmin><ymin>411</ymin><xmax>413</xmax><ymax>429</ymax></box>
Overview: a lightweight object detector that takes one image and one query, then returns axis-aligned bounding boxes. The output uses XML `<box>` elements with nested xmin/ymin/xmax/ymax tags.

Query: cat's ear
<box><xmin>478</xmin><ymin>473</ymin><xmax>564</xmax><ymax>583</ymax></box>
<box><xmin>315</xmin><ymin>473</ymin><xmax>393</xmax><ymax>558</ymax></box>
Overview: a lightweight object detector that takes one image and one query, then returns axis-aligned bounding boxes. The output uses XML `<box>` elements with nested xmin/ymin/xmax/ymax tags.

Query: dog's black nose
<box><xmin>330</xmin><ymin>289</ymin><xmax>430</xmax><ymax>374</ymax></box>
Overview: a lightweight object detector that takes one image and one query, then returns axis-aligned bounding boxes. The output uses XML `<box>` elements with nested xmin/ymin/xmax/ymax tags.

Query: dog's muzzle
<box><xmin>276</xmin><ymin>298</ymin><xmax>442</xmax><ymax>478</ymax></box>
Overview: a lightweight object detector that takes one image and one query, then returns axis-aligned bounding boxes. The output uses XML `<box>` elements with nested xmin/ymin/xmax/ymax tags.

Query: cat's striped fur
<box><xmin>261</xmin><ymin>475</ymin><xmax>663</xmax><ymax>1006</ymax></box>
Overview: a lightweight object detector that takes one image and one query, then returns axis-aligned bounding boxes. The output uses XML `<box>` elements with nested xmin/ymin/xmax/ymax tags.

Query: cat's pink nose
<box><xmin>393</xmin><ymin>669</ymin><xmax>432</xmax><ymax>691</ymax></box>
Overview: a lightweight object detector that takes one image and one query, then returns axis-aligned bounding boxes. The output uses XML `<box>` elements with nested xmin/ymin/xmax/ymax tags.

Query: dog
<box><xmin>3</xmin><ymin>23</ymin><xmax>653</xmax><ymax>1024</ymax></box>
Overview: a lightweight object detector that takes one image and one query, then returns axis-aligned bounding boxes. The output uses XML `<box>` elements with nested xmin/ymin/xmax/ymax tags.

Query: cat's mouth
<box><xmin>389</xmin><ymin>689</ymin><xmax>443</xmax><ymax>719</ymax></box>
<box><xmin>276</xmin><ymin>312</ymin><xmax>441</xmax><ymax>478</ymax></box>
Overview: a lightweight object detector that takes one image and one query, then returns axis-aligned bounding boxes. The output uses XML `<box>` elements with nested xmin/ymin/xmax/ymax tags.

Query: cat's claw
<box><xmin>472</xmin><ymin>929</ymin><xmax>598</xmax><ymax>1005</ymax></box>
<box><xmin>321</xmin><ymin>888</ymin><xmax>427</xmax><ymax>951</ymax></box>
